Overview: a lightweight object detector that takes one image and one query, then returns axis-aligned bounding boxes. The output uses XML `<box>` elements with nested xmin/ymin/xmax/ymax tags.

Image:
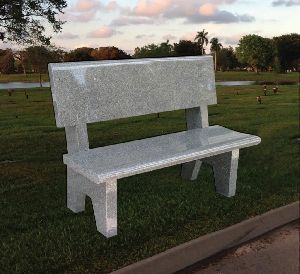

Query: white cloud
<box><xmin>87</xmin><ymin>26</ymin><xmax>119</xmax><ymax>38</ymax></box>
<box><xmin>59</xmin><ymin>9</ymin><xmax>97</xmax><ymax>22</ymax></box>
<box><xmin>199</xmin><ymin>4</ymin><xmax>217</xmax><ymax>16</ymax></box>
<box><xmin>133</xmin><ymin>0</ymin><xmax>173</xmax><ymax>16</ymax></box>
<box><xmin>72</xmin><ymin>0</ymin><xmax>120</xmax><ymax>12</ymax></box>
<box><xmin>111</xmin><ymin>16</ymin><xmax>155</xmax><ymax>26</ymax></box>
<box><xmin>136</xmin><ymin>34</ymin><xmax>156</xmax><ymax>39</ymax></box>
<box><xmin>218</xmin><ymin>34</ymin><xmax>243</xmax><ymax>45</ymax></box>
<box><xmin>163</xmin><ymin>34</ymin><xmax>177</xmax><ymax>41</ymax></box>
<box><xmin>186</xmin><ymin>11</ymin><xmax>255</xmax><ymax>24</ymax></box>
<box><xmin>118</xmin><ymin>0</ymin><xmax>255</xmax><ymax>25</ymax></box>
<box><xmin>180</xmin><ymin>31</ymin><xmax>197</xmax><ymax>41</ymax></box>
<box><xmin>272</xmin><ymin>0</ymin><xmax>300</xmax><ymax>6</ymax></box>
<box><xmin>106</xmin><ymin>1</ymin><xmax>120</xmax><ymax>11</ymax></box>
<box><xmin>73</xmin><ymin>0</ymin><xmax>101</xmax><ymax>12</ymax></box>
<box><xmin>59</xmin><ymin>0</ymin><xmax>255</xmax><ymax>26</ymax></box>
<box><xmin>61</xmin><ymin>0</ymin><xmax>120</xmax><ymax>23</ymax></box>
<box><xmin>56</xmin><ymin>33</ymin><xmax>79</xmax><ymax>39</ymax></box>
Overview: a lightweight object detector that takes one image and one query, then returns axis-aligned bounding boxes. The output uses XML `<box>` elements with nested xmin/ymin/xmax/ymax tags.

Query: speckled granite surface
<box><xmin>63</xmin><ymin>125</ymin><xmax>260</xmax><ymax>184</ymax></box>
<box><xmin>49</xmin><ymin>56</ymin><xmax>261</xmax><ymax>237</ymax></box>
<box><xmin>49</xmin><ymin>56</ymin><xmax>216</xmax><ymax>127</ymax></box>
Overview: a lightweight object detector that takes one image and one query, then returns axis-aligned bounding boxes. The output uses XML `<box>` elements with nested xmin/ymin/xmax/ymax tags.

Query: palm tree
<box><xmin>210</xmin><ymin>37</ymin><xmax>223</xmax><ymax>71</ymax></box>
<box><xmin>194</xmin><ymin>29</ymin><xmax>208</xmax><ymax>55</ymax></box>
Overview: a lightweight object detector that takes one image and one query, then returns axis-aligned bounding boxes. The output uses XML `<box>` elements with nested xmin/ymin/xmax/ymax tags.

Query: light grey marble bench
<box><xmin>48</xmin><ymin>56</ymin><xmax>261</xmax><ymax>238</ymax></box>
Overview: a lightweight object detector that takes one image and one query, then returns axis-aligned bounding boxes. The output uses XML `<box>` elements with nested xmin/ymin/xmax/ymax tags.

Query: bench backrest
<box><xmin>48</xmin><ymin>56</ymin><xmax>216</xmax><ymax>128</ymax></box>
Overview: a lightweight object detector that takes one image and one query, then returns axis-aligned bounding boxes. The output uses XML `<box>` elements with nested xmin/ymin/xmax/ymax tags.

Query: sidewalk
<box><xmin>113</xmin><ymin>202</ymin><xmax>299</xmax><ymax>274</ymax></box>
<box><xmin>181</xmin><ymin>221</ymin><xmax>299</xmax><ymax>274</ymax></box>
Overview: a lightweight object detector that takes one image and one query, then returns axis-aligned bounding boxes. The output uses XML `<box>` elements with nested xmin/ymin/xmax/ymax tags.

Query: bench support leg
<box><xmin>182</xmin><ymin>106</ymin><xmax>209</xmax><ymax>181</ymax></box>
<box><xmin>67</xmin><ymin>167</ymin><xmax>118</xmax><ymax>238</ymax></box>
<box><xmin>181</xmin><ymin>160</ymin><xmax>202</xmax><ymax>180</ymax></box>
<box><xmin>90</xmin><ymin>180</ymin><xmax>118</xmax><ymax>238</ymax></box>
<box><xmin>207</xmin><ymin>149</ymin><xmax>239</xmax><ymax>197</ymax></box>
<box><xmin>67</xmin><ymin>167</ymin><xmax>86</xmax><ymax>213</ymax></box>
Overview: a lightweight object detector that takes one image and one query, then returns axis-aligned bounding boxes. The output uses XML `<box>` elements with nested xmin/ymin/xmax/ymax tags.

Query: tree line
<box><xmin>133</xmin><ymin>32</ymin><xmax>299</xmax><ymax>73</ymax></box>
<box><xmin>0</xmin><ymin>46</ymin><xmax>131</xmax><ymax>75</ymax></box>
<box><xmin>0</xmin><ymin>32</ymin><xmax>299</xmax><ymax>76</ymax></box>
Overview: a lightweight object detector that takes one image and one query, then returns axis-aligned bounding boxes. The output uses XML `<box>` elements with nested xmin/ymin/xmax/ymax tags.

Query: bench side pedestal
<box><xmin>67</xmin><ymin>167</ymin><xmax>118</xmax><ymax>238</ymax></box>
<box><xmin>65</xmin><ymin>124</ymin><xmax>118</xmax><ymax>238</ymax></box>
<box><xmin>181</xmin><ymin>105</ymin><xmax>208</xmax><ymax>180</ymax></box>
<box><xmin>181</xmin><ymin>107</ymin><xmax>240</xmax><ymax>198</ymax></box>
<box><xmin>205</xmin><ymin>149</ymin><xmax>239</xmax><ymax>197</ymax></box>
<box><xmin>65</xmin><ymin>124</ymin><xmax>89</xmax><ymax>213</ymax></box>
<box><xmin>67</xmin><ymin>167</ymin><xmax>86</xmax><ymax>213</ymax></box>
<box><xmin>65</xmin><ymin>124</ymin><xmax>89</xmax><ymax>153</ymax></box>
<box><xmin>90</xmin><ymin>180</ymin><xmax>118</xmax><ymax>238</ymax></box>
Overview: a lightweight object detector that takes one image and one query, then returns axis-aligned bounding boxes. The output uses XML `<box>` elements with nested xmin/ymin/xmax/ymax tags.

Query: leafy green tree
<box><xmin>195</xmin><ymin>29</ymin><xmax>208</xmax><ymax>55</ymax></box>
<box><xmin>26</xmin><ymin>46</ymin><xmax>61</xmax><ymax>85</ymax></box>
<box><xmin>14</xmin><ymin>50</ymin><xmax>30</xmax><ymax>75</ymax></box>
<box><xmin>217</xmin><ymin>46</ymin><xmax>239</xmax><ymax>71</ymax></box>
<box><xmin>159</xmin><ymin>40</ymin><xmax>174</xmax><ymax>56</ymax></box>
<box><xmin>134</xmin><ymin>41</ymin><xmax>174</xmax><ymax>58</ymax></box>
<box><xmin>91</xmin><ymin>47</ymin><xmax>131</xmax><ymax>60</ymax></box>
<box><xmin>0</xmin><ymin>0</ymin><xmax>67</xmax><ymax>45</ymax></box>
<box><xmin>236</xmin><ymin>35</ymin><xmax>275</xmax><ymax>73</ymax></box>
<box><xmin>273</xmin><ymin>33</ymin><xmax>300</xmax><ymax>72</ymax></box>
<box><xmin>210</xmin><ymin>37</ymin><xmax>222</xmax><ymax>71</ymax></box>
<box><xmin>173</xmin><ymin>40</ymin><xmax>200</xmax><ymax>56</ymax></box>
<box><xmin>0</xmin><ymin>49</ymin><xmax>7</xmax><ymax>65</ymax></box>
<box><xmin>133</xmin><ymin>40</ymin><xmax>173</xmax><ymax>118</ymax></box>
<box><xmin>0</xmin><ymin>49</ymin><xmax>6</xmax><ymax>57</ymax></box>
<box><xmin>64</xmin><ymin>47</ymin><xmax>95</xmax><ymax>62</ymax></box>
<box><xmin>0</xmin><ymin>49</ymin><xmax>15</xmax><ymax>74</ymax></box>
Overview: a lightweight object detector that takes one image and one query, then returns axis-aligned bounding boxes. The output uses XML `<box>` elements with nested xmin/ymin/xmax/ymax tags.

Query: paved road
<box><xmin>181</xmin><ymin>221</ymin><xmax>299</xmax><ymax>274</ymax></box>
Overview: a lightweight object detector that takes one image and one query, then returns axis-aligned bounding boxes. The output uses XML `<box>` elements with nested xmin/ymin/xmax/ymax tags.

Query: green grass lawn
<box><xmin>0</xmin><ymin>73</ymin><xmax>49</xmax><ymax>83</ymax></box>
<box><xmin>1</xmin><ymin>71</ymin><xmax>299</xmax><ymax>83</ymax></box>
<box><xmin>0</xmin><ymin>85</ymin><xmax>299</xmax><ymax>273</ymax></box>
<box><xmin>215</xmin><ymin>71</ymin><xmax>299</xmax><ymax>82</ymax></box>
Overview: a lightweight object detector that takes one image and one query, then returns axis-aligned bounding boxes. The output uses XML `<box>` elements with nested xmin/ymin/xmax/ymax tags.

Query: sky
<box><xmin>3</xmin><ymin>0</ymin><xmax>300</xmax><ymax>53</ymax></box>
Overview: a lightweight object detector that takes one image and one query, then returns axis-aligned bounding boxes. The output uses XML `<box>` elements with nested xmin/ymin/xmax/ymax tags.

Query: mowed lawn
<box><xmin>0</xmin><ymin>70</ymin><xmax>299</xmax><ymax>83</ymax></box>
<box><xmin>0</xmin><ymin>73</ymin><xmax>49</xmax><ymax>83</ymax></box>
<box><xmin>0</xmin><ymin>84</ymin><xmax>298</xmax><ymax>273</ymax></box>
<box><xmin>215</xmin><ymin>71</ymin><xmax>299</xmax><ymax>82</ymax></box>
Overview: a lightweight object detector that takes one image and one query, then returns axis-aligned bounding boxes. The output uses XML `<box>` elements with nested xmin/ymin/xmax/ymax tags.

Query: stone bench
<box><xmin>48</xmin><ymin>56</ymin><xmax>261</xmax><ymax>238</ymax></box>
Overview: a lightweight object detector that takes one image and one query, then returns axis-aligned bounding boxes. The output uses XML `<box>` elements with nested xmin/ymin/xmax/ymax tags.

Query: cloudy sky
<box><xmin>46</xmin><ymin>0</ymin><xmax>300</xmax><ymax>53</ymax></box>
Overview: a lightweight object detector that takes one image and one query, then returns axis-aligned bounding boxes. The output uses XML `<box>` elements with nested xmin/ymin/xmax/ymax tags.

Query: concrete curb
<box><xmin>112</xmin><ymin>201</ymin><xmax>299</xmax><ymax>274</ymax></box>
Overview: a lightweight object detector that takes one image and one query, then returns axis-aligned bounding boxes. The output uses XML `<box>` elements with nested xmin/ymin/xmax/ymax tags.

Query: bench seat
<box><xmin>64</xmin><ymin>125</ymin><xmax>261</xmax><ymax>184</ymax></box>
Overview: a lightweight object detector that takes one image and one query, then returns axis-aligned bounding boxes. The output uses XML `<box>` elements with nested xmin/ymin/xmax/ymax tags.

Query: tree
<box><xmin>91</xmin><ymin>47</ymin><xmax>131</xmax><ymax>60</ymax></box>
<box><xmin>173</xmin><ymin>40</ymin><xmax>200</xmax><ymax>56</ymax></box>
<box><xmin>26</xmin><ymin>46</ymin><xmax>61</xmax><ymax>86</ymax></box>
<box><xmin>0</xmin><ymin>49</ymin><xmax>15</xmax><ymax>74</ymax></box>
<box><xmin>64</xmin><ymin>47</ymin><xmax>95</xmax><ymax>62</ymax></box>
<box><xmin>236</xmin><ymin>35</ymin><xmax>275</xmax><ymax>73</ymax></box>
<box><xmin>134</xmin><ymin>41</ymin><xmax>174</xmax><ymax>58</ymax></box>
<box><xmin>273</xmin><ymin>33</ymin><xmax>300</xmax><ymax>72</ymax></box>
<box><xmin>195</xmin><ymin>29</ymin><xmax>208</xmax><ymax>55</ymax></box>
<box><xmin>217</xmin><ymin>47</ymin><xmax>239</xmax><ymax>71</ymax></box>
<box><xmin>0</xmin><ymin>0</ymin><xmax>67</xmax><ymax>45</ymax></box>
<box><xmin>14</xmin><ymin>50</ymin><xmax>30</xmax><ymax>75</ymax></box>
<box><xmin>210</xmin><ymin>37</ymin><xmax>222</xmax><ymax>71</ymax></box>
